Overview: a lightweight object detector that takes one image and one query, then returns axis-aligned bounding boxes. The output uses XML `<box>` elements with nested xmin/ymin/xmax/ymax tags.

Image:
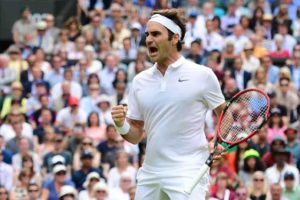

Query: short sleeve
<box><xmin>202</xmin><ymin>69</ymin><xmax>225</xmax><ymax>110</ymax></box>
<box><xmin>127</xmin><ymin>79</ymin><xmax>143</xmax><ymax>121</ymax></box>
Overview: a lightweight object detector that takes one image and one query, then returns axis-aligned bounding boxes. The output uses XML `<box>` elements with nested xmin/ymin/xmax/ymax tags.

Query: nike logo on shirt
<box><xmin>178</xmin><ymin>78</ymin><xmax>189</xmax><ymax>82</ymax></box>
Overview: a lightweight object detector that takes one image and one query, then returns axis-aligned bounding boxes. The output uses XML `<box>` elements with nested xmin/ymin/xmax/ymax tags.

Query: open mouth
<box><xmin>148</xmin><ymin>47</ymin><xmax>158</xmax><ymax>56</ymax></box>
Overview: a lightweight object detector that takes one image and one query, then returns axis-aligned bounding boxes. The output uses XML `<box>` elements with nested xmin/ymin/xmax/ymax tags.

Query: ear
<box><xmin>172</xmin><ymin>34</ymin><xmax>180</xmax><ymax>46</ymax></box>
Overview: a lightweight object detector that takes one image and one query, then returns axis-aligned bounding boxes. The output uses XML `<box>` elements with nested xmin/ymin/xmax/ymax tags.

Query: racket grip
<box><xmin>184</xmin><ymin>164</ymin><xmax>210</xmax><ymax>195</ymax></box>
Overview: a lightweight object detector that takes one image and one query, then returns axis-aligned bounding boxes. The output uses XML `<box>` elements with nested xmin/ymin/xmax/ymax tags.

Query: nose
<box><xmin>146</xmin><ymin>35</ymin><xmax>153</xmax><ymax>46</ymax></box>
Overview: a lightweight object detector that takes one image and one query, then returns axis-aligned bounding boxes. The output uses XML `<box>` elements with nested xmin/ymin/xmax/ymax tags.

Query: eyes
<box><xmin>145</xmin><ymin>31</ymin><xmax>161</xmax><ymax>38</ymax></box>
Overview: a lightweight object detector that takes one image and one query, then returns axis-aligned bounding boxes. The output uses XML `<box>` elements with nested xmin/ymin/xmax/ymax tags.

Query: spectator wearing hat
<box><xmin>42</xmin><ymin>134</ymin><xmax>72</xmax><ymax>176</ymax></box>
<box><xmin>284</xmin><ymin>123</ymin><xmax>300</xmax><ymax>164</ymax></box>
<box><xmin>282</xmin><ymin>171</ymin><xmax>300</xmax><ymax>199</ymax></box>
<box><xmin>93</xmin><ymin>181</ymin><xmax>109</xmax><ymax>200</ymax></box>
<box><xmin>267</xmin><ymin>91</ymin><xmax>288</xmax><ymax>124</ymax></box>
<box><xmin>55</xmin><ymin>96</ymin><xmax>87</xmax><ymax>134</ymax></box>
<box><xmin>95</xmin><ymin>94</ymin><xmax>113</xmax><ymax>125</ymax></box>
<box><xmin>31</xmin><ymin>20</ymin><xmax>54</xmax><ymax>55</ymax></box>
<box><xmin>262</xmin><ymin>136</ymin><xmax>294</xmax><ymax>168</ymax></box>
<box><xmin>130</xmin><ymin>22</ymin><xmax>143</xmax><ymax>50</ymax></box>
<box><xmin>248</xmin><ymin>171</ymin><xmax>268</xmax><ymax>200</ymax></box>
<box><xmin>11</xmin><ymin>6</ymin><xmax>36</xmax><ymax>47</ymax></box>
<box><xmin>0</xmin><ymin>81</ymin><xmax>27</xmax><ymax>119</ymax></box>
<box><xmin>84</xmin><ymin>45</ymin><xmax>103</xmax><ymax>75</ymax></box>
<box><xmin>41</xmin><ymin>164</ymin><xmax>74</xmax><ymax>200</ymax></box>
<box><xmin>262</xmin><ymin>14</ymin><xmax>274</xmax><ymax>40</ymax></box>
<box><xmin>58</xmin><ymin>185</ymin><xmax>77</xmax><ymax>200</ymax></box>
<box><xmin>184</xmin><ymin>10</ymin><xmax>205</xmax><ymax>49</ymax></box>
<box><xmin>267</xmin><ymin>108</ymin><xmax>287</xmax><ymax>144</ymax></box>
<box><xmin>265</xmin><ymin>148</ymin><xmax>299</xmax><ymax>187</ymax></box>
<box><xmin>242</xmin><ymin>42</ymin><xmax>260</xmax><ymax>75</ymax></box>
<box><xmin>78</xmin><ymin>172</ymin><xmax>101</xmax><ymax>200</ymax></box>
<box><xmin>0</xmin><ymin>54</ymin><xmax>16</xmax><ymax>94</ymax></box>
<box><xmin>7</xmin><ymin>45</ymin><xmax>29</xmax><ymax>81</ymax></box>
<box><xmin>0</xmin><ymin>149</ymin><xmax>13</xmax><ymax>191</ymax></box>
<box><xmin>72</xmin><ymin>151</ymin><xmax>103</xmax><ymax>191</ymax></box>
<box><xmin>238</xmin><ymin>149</ymin><xmax>265</xmax><ymax>187</ymax></box>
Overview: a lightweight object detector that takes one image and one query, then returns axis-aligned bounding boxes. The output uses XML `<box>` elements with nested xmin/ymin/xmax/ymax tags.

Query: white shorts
<box><xmin>134</xmin><ymin>168</ymin><xmax>208</xmax><ymax>200</ymax></box>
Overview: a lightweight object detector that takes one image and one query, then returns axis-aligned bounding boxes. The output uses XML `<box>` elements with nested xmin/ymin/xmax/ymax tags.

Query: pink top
<box><xmin>267</xmin><ymin>126</ymin><xmax>287</xmax><ymax>143</ymax></box>
<box><xmin>85</xmin><ymin>125</ymin><xmax>107</xmax><ymax>145</ymax></box>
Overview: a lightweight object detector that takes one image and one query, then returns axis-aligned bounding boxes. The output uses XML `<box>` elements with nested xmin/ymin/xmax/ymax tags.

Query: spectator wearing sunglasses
<box><xmin>282</xmin><ymin>171</ymin><xmax>300</xmax><ymax>200</ymax></box>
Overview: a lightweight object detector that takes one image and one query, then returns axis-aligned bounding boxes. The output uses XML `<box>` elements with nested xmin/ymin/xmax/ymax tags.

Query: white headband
<box><xmin>149</xmin><ymin>14</ymin><xmax>182</xmax><ymax>38</ymax></box>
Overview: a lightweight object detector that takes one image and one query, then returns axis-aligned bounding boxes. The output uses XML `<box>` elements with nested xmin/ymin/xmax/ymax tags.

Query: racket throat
<box><xmin>206</xmin><ymin>154</ymin><xmax>214</xmax><ymax>167</ymax></box>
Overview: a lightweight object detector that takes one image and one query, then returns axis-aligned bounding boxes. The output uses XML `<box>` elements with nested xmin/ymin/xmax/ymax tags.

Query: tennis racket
<box><xmin>184</xmin><ymin>88</ymin><xmax>270</xmax><ymax>195</ymax></box>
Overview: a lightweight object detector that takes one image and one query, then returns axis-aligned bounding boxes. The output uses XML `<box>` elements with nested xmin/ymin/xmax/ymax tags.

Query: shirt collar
<box><xmin>152</xmin><ymin>56</ymin><xmax>185</xmax><ymax>75</ymax></box>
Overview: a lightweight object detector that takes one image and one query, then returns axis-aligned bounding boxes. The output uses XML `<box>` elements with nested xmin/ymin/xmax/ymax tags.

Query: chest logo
<box><xmin>178</xmin><ymin>78</ymin><xmax>189</xmax><ymax>82</ymax></box>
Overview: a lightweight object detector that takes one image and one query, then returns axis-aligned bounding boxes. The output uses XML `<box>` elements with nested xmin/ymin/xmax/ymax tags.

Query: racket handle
<box><xmin>184</xmin><ymin>164</ymin><xmax>210</xmax><ymax>195</ymax></box>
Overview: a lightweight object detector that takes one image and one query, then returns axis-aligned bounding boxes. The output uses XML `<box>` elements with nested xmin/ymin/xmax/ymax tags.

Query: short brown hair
<box><xmin>151</xmin><ymin>9</ymin><xmax>186</xmax><ymax>51</ymax></box>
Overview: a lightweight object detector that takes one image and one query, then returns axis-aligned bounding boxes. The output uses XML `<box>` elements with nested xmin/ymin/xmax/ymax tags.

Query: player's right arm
<box><xmin>111</xmin><ymin>105</ymin><xmax>144</xmax><ymax>144</ymax></box>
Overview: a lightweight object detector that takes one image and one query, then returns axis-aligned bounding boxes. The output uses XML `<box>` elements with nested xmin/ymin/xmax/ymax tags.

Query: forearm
<box><xmin>118</xmin><ymin>118</ymin><xmax>144</xmax><ymax>144</ymax></box>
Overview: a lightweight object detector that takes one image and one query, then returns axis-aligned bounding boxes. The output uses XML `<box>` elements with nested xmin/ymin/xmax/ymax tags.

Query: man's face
<box><xmin>190</xmin><ymin>43</ymin><xmax>201</xmax><ymax>55</ymax></box>
<box><xmin>28</xmin><ymin>185</ymin><xmax>40</xmax><ymax>200</ymax></box>
<box><xmin>271</xmin><ymin>185</ymin><xmax>282</xmax><ymax>200</ymax></box>
<box><xmin>235</xmin><ymin>188</ymin><xmax>248</xmax><ymax>200</ymax></box>
<box><xmin>146</xmin><ymin>21</ymin><xmax>175</xmax><ymax>64</ymax></box>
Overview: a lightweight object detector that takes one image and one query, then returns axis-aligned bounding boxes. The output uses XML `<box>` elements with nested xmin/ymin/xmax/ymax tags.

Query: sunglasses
<box><xmin>236</xmin><ymin>192</ymin><xmax>247</xmax><ymax>196</ymax></box>
<box><xmin>254</xmin><ymin>178</ymin><xmax>264</xmax><ymax>182</ymax></box>
<box><xmin>83</xmin><ymin>142</ymin><xmax>92</xmax><ymax>146</ymax></box>
<box><xmin>96</xmin><ymin>190</ymin><xmax>107</xmax><ymax>194</ymax></box>
<box><xmin>56</xmin><ymin>171</ymin><xmax>66</xmax><ymax>176</ymax></box>
<box><xmin>28</xmin><ymin>189</ymin><xmax>39</xmax><ymax>192</ymax></box>
<box><xmin>55</xmin><ymin>139</ymin><xmax>63</xmax><ymax>143</ymax></box>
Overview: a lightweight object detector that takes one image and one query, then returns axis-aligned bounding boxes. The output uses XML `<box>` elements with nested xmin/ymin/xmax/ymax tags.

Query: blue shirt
<box><xmin>72</xmin><ymin>168</ymin><xmax>103</xmax><ymax>191</ymax></box>
<box><xmin>42</xmin><ymin>179</ymin><xmax>74</xmax><ymax>200</ymax></box>
<box><xmin>267</xmin><ymin>65</ymin><xmax>280</xmax><ymax>84</ymax></box>
<box><xmin>286</xmin><ymin>140</ymin><xmax>300</xmax><ymax>165</ymax></box>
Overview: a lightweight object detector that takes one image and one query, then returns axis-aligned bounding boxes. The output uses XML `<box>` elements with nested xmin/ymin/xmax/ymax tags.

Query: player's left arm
<box><xmin>213</xmin><ymin>102</ymin><xmax>226</xmax><ymax>118</ymax></box>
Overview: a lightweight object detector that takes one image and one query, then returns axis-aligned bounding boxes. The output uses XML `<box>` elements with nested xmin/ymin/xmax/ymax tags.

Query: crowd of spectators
<box><xmin>1</xmin><ymin>0</ymin><xmax>300</xmax><ymax>199</ymax></box>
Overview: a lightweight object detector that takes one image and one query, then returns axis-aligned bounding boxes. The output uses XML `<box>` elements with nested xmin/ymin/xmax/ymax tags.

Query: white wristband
<box><xmin>116</xmin><ymin>120</ymin><xmax>130</xmax><ymax>135</ymax></box>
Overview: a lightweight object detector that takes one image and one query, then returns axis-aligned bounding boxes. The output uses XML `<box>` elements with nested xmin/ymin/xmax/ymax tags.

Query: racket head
<box><xmin>217</xmin><ymin>88</ymin><xmax>270</xmax><ymax>145</ymax></box>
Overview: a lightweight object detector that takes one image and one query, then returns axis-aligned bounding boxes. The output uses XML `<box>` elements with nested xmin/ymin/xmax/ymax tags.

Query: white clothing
<box><xmin>0</xmin><ymin>162</ymin><xmax>13</xmax><ymax>191</ymax></box>
<box><xmin>87</xmin><ymin>60</ymin><xmax>103</xmax><ymax>75</ymax></box>
<box><xmin>56</xmin><ymin>107</ymin><xmax>87</xmax><ymax>129</ymax></box>
<box><xmin>265</xmin><ymin>163</ymin><xmax>300</xmax><ymax>187</ymax></box>
<box><xmin>0</xmin><ymin>122</ymin><xmax>33</xmax><ymax>142</ymax></box>
<box><xmin>12</xmin><ymin>152</ymin><xmax>41</xmax><ymax>173</ymax></box>
<box><xmin>135</xmin><ymin>168</ymin><xmax>207</xmax><ymax>200</ymax></box>
<box><xmin>109</xmin><ymin>187</ymin><xmax>129</xmax><ymax>200</ymax></box>
<box><xmin>225</xmin><ymin>35</ymin><xmax>249</xmax><ymax>54</ymax></box>
<box><xmin>107</xmin><ymin>166</ymin><xmax>137</xmax><ymax>188</ymax></box>
<box><xmin>203</xmin><ymin>32</ymin><xmax>224</xmax><ymax>52</ymax></box>
<box><xmin>243</xmin><ymin>56</ymin><xmax>260</xmax><ymax>74</ymax></box>
<box><xmin>51</xmin><ymin>81</ymin><xmax>82</xmax><ymax>99</ymax></box>
<box><xmin>127</xmin><ymin>56</ymin><xmax>225</xmax><ymax>190</ymax></box>
<box><xmin>78</xmin><ymin>190</ymin><xmax>93</xmax><ymax>200</ymax></box>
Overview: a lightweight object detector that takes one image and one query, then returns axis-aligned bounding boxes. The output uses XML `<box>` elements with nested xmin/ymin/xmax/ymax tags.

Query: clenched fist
<box><xmin>111</xmin><ymin>104</ymin><xmax>128</xmax><ymax>127</ymax></box>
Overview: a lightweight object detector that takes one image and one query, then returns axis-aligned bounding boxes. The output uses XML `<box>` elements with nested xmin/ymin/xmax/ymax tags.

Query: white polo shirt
<box><xmin>127</xmin><ymin>56</ymin><xmax>225</xmax><ymax>173</ymax></box>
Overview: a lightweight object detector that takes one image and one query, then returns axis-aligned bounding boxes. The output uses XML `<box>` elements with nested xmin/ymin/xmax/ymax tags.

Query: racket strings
<box><xmin>220</xmin><ymin>91</ymin><xmax>269</xmax><ymax>143</ymax></box>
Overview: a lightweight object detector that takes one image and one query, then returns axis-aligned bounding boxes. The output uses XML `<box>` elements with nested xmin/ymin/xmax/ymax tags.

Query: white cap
<box><xmin>84</xmin><ymin>45</ymin><xmax>95</xmax><ymax>52</ymax></box>
<box><xmin>93</xmin><ymin>181</ymin><xmax>109</xmax><ymax>194</ymax></box>
<box><xmin>96</xmin><ymin>95</ymin><xmax>111</xmax><ymax>105</ymax></box>
<box><xmin>53</xmin><ymin>164</ymin><xmax>66</xmax><ymax>174</ymax></box>
<box><xmin>52</xmin><ymin>155</ymin><xmax>66</xmax><ymax>165</ymax></box>
<box><xmin>131</xmin><ymin>22</ymin><xmax>141</xmax><ymax>31</ymax></box>
<box><xmin>59</xmin><ymin>185</ymin><xmax>77</xmax><ymax>198</ymax></box>
<box><xmin>36</xmin><ymin>21</ymin><xmax>47</xmax><ymax>30</ymax></box>
<box><xmin>83</xmin><ymin>172</ymin><xmax>101</xmax><ymax>188</ymax></box>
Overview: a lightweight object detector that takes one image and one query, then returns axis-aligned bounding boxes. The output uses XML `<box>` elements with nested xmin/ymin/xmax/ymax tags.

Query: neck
<box><xmin>157</xmin><ymin>52</ymin><xmax>181</xmax><ymax>75</ymax></box>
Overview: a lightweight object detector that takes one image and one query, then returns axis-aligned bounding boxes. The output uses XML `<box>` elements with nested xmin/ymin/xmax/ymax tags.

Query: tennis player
<box><xmin>111</xmin><ymin>9</ymin><xmax>226</xmax><ymax>200</ymax></box>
